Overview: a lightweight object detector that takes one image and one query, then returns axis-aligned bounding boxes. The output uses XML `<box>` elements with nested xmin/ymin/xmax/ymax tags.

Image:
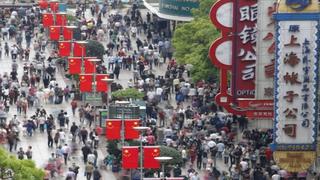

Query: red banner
<box><xmin>96</xmin><ymin>74</ymin><xmax>109</xmax><ymax>92</ymax></box>
<box><xmin>58</xmin><ymin>41</ymin><xmax>71</xmax><ymax>57</ymax></box>
<box><xmin>73</xmin><ymin>42</ymin><xmax>86</xmax><ymax>57</ymax></box>
<box><xmin>49</xmin><ymin>1</ymin><xmax>59</xmax><ymax>12</ymax></box>
<box><xmin>56</xmin><ymin>13</ymin><xmax>67</xmax><ymax>26</ymax></box>
<box><xmin>49</xmin><ymin>26</ymin><xmax>60</xmax><ymax>41</ymax></box>
<box><xmin>39</xmin><ymin>0</ymin><xmax>48</xmax><ymax>9</ymax></box>
<box><xmin>79</xmin><ymin>74</ymin><xmax>92</xmax><ymax>92</ymax></box>
<box><xmin>42</xmin><ymin>13</ymin><xmax>54</xmax><ymax>27</ymax></box>
<box><xmin>124</xmin><ymin>119</ymin><xmax>140</xmax><ymax>140</ymax></box>
<box><xmin>232</xmin><ymin>0</ymin><xmax>257</xmax><ymax>99</ymax></box>
<box><xmin>122</xmin><ymin>146</ymin><xmax>139</xmax><ymax>169</ymax></box>
<box><xmin>106</xmin><ymin>119</ymin><xmax>122</xmax><ymax>140</ymax></box>
<box><xmin>84</xmin><ymin>59</ymin><xmax>96</xmax><ymax>73</ymax></box>
<box><xmin>63</xmin><ymin>27</ymin><xmax>73</xmax><ymax>40</ymax></box>
<box><xmin>68</xmin><ymin>57</ymin><xmax>82</xmax><ymax>74</ymax></box>
<box><xmin>143</xmin><ymin>146</ymin><xmax>160</xmax><ymax>169</ymax></box>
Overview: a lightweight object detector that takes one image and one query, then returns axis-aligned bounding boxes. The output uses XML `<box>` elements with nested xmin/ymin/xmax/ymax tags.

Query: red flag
<box><xmin>49</xmin><ymin>1</ymin><xmax>59</xmax><ymax>12</ymax></box>
<box><xmin>79</xmin><ymin>74</ymin><xmax>92</xmax><ymax>92</ymax></box>
<box><xmin>96</xmin><ymin>74</ymin><xmax>109</xmax><ymax>92</ymax></box>
<box><xmin>124</xmin><ymin>119</ymin><xmax>140</xmax><ymax>140</ymax></box>
<box><xmin>63</xmin><ymin>27</ymin><xmax>73</xmax><ymax>40</ymax></box>
<box><xmin>58</xmin><ymin>41</ymin><xmax>71</xmax><ymax>57</ymax></box>
<box><xmin>143</xmin><ymin>146</ymin><xmax>160</xmax><ymax>169</ymax></box>
<box><xmin>122</xmin><ymin>146</ymin><xmax>139</xmax><ymax>169</ymax></box>
<box><xmin>84</xmin><ymin>59</ymin><xmax>96</xmax><ymax>73</ymax></box>
<box><xmin>39</xmin><ymin>0</ymin><xmax>48</xmax><ymax>9</ymax></box>
<box><xmin>42</xmin><ymin>13</ymin><xmax>54</xmax><ymax>27</ymax></box>
<box><xmin>68</xmin><ymin>58</ymin><xmax>81</xmax><ymax>74</ymax></box>
<box><xmin>49</xmin><ymin>26</ymin><xmax>61</xmax><ymax>41</ymax></box>
<box><xmin>73</xmin><ymin>42</ymin><xmax>86</xmax><ymax>57</ymax></box>
<box><xmin>106</xmin><ymin>119</ymin><xmax>122</xmax><ymax>140</ymax></box>
<box><xmin>56</xmin><ymin>13</ymin><xmax>67</xmax><ymax>26</ymax></box>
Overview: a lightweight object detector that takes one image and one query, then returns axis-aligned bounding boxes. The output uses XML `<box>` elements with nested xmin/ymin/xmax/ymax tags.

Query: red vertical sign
<box><xmin>232</xmin><ymin>0</ymin><xmax>257</xmax><ymax>99</ymax></box>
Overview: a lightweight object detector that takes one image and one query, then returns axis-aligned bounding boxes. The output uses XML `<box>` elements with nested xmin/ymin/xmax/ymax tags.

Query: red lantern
<box><xmin>42</xmin><ymin>13</ymin><xmax>54</xmax><ymax>27</ymax></box>
<box><xmin>124</xmin><ymin>119</ymin><xmax>140</xmax><ymax>140</ymax></box>
<box><xmin>68</xmin><ymin>58</ymin><xmax>82</xmax><ymax>74</ymax></box>
<box><xmin>79</xmin><ymin>74</ymin><xmax>92</xmax><ymax>92</ymax></box>
<box><xmin>56</xmin><ymin>13</ymin><xmax>67</xmax><ymax>26</ymax></box>
<box><xmin>49</xmin><ymin>26</ymin><xmax>61</xmax><ymax>41</ymax></box>
<box><xmin>58</xmin><ymin>41</ymin><xmax>71</xmax><ymax>57</ymax></box>
<box><xmin>105</xmin><ymin>119</ymin><xmax>122</xmax><ymax>140</ymax></box>
<box><xmin>122</xmin><ymin>146</ymin><xmax>139</xmax><ymax>169</ymax></box>
<box><xmin>73</xmin><ymin>42</ymin><xmax>86</xmax><ymax>57</ymax></box>
<box><xmin>96</xmin><ymin>74</ymin><xmax>109</xmax><ymax>92</ymax></box>
<box><xmin>143</xmin><ymin>146</ymin><xmax>160</xmax><ymax>169</ymax></box>
<box><xmin>63</xmin><ymin>27</ymin><xmax>73</xmax><ymax>40</ymax></box>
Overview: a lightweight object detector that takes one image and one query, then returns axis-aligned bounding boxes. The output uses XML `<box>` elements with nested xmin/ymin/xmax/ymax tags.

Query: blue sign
<box><xmin>285</xmin><ymin>0</ymin><xmax>311</xmax><ymax>11</ymax></box>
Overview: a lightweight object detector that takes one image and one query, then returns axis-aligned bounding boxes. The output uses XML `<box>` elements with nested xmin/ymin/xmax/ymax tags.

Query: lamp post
<box><xmin>88</xmin><ymin>58</ymin><xmax>101</xmax><ymax>128</ymax></box>
<box><xmin>101</xmin><ymin>77</ymin><xmax>114</xmax><ymax>106</ymax></box>
<box><xmin>133</xmin><ymin>126</ymin><xmax>150</xmax><ymax>180</ymax></box>
<box><xmin>115</xmin><ymin>100</ymin><xmax>130</xmax><ymax>146</ymax></box>
<box><xmin>154</xmin><ymin>156</ymin><xmax>173</xmax><ymax>180</ymax></box>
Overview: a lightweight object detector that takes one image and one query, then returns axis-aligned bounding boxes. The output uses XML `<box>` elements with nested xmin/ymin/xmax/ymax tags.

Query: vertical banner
<box><xmin>49</xmin><ymin>1</ymin><xmax>59</xmax><ymax>12</ymax></box>
<box><xmin>68</xmin><ymin>57</ymin><xmax>82</xmax><ymax>74</ymax></box>
<box><xmin>232</xmin><ymin>0</ymin><xmax>257</xmax><ymax>99</ymax></box>
<box><xmin>42</xmin><ymin>13</ymin><xmax>54</xmax><ymax>27</ymax></box>
<box><xmin>122</xmin><ymin>146</ymin><xmax>139</xmax><ymax>169</ymax></box>
<box><xmin>96</xmin><ymin>74</ymin><xmax>109</xmax><ymax>92</ymax></box>
<box><xmin>74</xmin><ymin>42</ymin><xmax>86</xmax><ymax>57</ymax></box>
<box><xmin>105</xmin><ymin>119</ymin><xmax>122</xmax><ymax>140</ymax></box>
<box><xmin>56</xmin><ymin>13</ymin><xmax>67</xmax><ymax>26</ymax></box>
<box><xmin>63</xmin><ymin>27</ymin><xmax>73</xmax><ymax>40</ymax></box>
<box><xmin>79</xmin><ymin>74</ymin><xmax>92</xmax><ymax>92</ymax></box>
<box><xmin>49</xmin><ymin>26</ymin><xmax>61</xmax><ymax>41</ymax></box>
<box><xmin>124</xmin><ymin>119</ymin><xmax>140</xmax><ymax>140</ymax></box>
<box><xmin>58</xmin><ymin>41</ymin><xmax>71</xmax><ymax>57</ymax></box>
<box><xmin>84</xmin><ymin>59</ymin><xmax>96</xmax><ymax>73</ymax></box>
<box><xmin>272</xmin><ymin>0</ymin><xmax>319</xmax><ymax>173</ymax></box>
<box><xmin>143</xmin><ymin>146</ymin><xmax>160</xmax><ymax>169</ymax></box>
<box><xmin>255</xmin><ymin>0</ymin><xmax>276</xmax><ymax>99</ymax></box>
<box><xmin>39</xmin><ymin>0</ymin><xmax>49</xmax><ymax>9</ymax></box>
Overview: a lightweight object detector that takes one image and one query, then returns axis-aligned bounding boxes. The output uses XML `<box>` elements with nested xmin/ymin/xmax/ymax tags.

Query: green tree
<box><xmin>112</xmin><ymin>88</ymin><xmax>145</xmax><ymax>101</ymax></box>
<box><xmin>0</xmin><ymin>148</ymin><xmax>45</xmax><ymax>180</ymax></box>
<box><xmin>172</xmin><ymin>0</ymin><xmax>219</xmax><ymax>82</ymax></box>
<box><xmin>86</xmin><ymin>40</ymin><xmax>105</xmax><ymax>59</ymax></box>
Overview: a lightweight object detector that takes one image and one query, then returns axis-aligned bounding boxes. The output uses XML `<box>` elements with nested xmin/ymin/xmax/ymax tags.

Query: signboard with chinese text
<box><xmin>232</xmin><ymin>0</ymin><xmax>257</xmax><ymax>99</ymax></box>
<box><xmin>273</xmin><ymin>15</ymin><xmax>319</xmax><ymax>149</ymax></box>
<box><xmin>255</xmin><ymin>0</ymin><xmax>276</xmax><ymax>100</ymax></box>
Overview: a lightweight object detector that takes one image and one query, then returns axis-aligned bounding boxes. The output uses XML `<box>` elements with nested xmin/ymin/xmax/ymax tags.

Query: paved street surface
<box><xmin>0</xmin><ymin>3</ymin><xmax>233</xmax><ymax>180</ymax></box>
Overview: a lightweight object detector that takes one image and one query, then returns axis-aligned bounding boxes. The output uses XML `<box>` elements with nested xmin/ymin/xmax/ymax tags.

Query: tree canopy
<box><xmin>0</xmin><ymin>148</ymin><xmax>45</xmax><ymax>180</ymax></box>
<box><xmin>172</xmin><ymin>0</ymin><xmax>219</xmax><ymax>82</ymax></box>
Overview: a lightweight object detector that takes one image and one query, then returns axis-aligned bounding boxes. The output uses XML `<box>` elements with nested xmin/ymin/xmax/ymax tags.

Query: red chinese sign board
<box><xmin>232</xmin><ymin>0</ymin><xmax>257</xmax><ymax>99</ymax></box>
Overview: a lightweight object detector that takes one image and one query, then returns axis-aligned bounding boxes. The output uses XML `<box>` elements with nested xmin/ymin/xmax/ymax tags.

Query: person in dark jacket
<box><xmin>113</xmin><ymin>64</ymin><xmax>120</xmax><ymax>79</ymax></box>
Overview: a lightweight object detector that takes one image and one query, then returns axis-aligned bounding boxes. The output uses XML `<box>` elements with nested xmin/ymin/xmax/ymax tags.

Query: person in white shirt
<box><xmin>272</xmin><ymin>173</ymin><xmax>281</xmax><ymax>180</ymax></box>
<box><xmin>61</xmin><ymin>144</ymin><xmax>71</xmax><ymax>165</ymax></box>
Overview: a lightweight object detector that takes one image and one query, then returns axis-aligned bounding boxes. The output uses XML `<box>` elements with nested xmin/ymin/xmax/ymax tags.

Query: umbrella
<box><xmin>208</xmin><ymin>140</ymin><xmax>216</xmax><ymax>148</ymax></box>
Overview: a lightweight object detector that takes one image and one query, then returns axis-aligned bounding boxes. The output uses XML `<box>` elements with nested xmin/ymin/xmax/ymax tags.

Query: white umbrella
<box><xmin>207</xmin><ymin>140</ymin><xmax>216</xmax><ymax>148</ymax></box>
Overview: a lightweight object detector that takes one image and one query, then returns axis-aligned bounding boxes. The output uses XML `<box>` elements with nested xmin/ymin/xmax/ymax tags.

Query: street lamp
<box><xmin>115</xmin><ymin>101</ymin><xmax>130</xmax><ymax>146</ymax></box>
<box><xmin>154</xmin><ymin>156</ymin><xmax>173</xmax><ymax>180</ymax></box>
<box><xmin>133</xmin><ymin>126</ymin><xmax>150</xmax><ymax>180</ymax></box>
<box><xmin>88</xmin><ymin>58</ymin><xmax>101</xmax><ymax>128</ymax></box>
<box><xmin>101</xmin><ymin>77</ymin><xmax>114</xmax><ymax>106</ymax></box>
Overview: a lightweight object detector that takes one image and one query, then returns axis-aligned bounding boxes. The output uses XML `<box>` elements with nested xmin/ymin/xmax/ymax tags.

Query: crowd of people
<box><xmin>0</xmin><ymin>1</ymin><xmax>316</xmax><ymax>180</ymax></box>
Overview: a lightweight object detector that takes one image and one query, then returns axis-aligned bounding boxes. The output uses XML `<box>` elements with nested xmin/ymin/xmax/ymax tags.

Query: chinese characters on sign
<box><xmin>233</xmin><ymin>0</ymin><xmax>257</xmax><ymax>98</ymax></box>
<box><xmin>274</xmin><ymin>20</ymin><xmax>318</xmax><ymax>148</ymax></box>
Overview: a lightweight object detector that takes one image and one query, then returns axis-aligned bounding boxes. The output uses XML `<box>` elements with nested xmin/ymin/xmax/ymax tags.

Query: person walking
<box><xmin>26</xmin><ymin>146</ymin><xmax>32</xmax><ymax>159</ymax></box>
<box><xmin>61</xmin><ymin>144</ymin><xmax>71</xmax><ymax>165</ymax></box>
<box><xmin>93</xmin><ymin>166</ymin><xmax>102</xmax><ymax>180</ymax></box>
<box><xmin>85</xmin><ymin>162</ymin><xmax>94</xmax><ymax>180</ymax></box>
<box><xmin>17</xmin><ymin>147</ymin><xmax>24</xmax><ymax>160</ymax></box>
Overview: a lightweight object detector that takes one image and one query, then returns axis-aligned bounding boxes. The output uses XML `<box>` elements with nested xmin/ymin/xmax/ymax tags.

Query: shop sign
<box><xmin>273</xmin><ymin>15</ymin><xmax>319</xmax><ymax>150</ymax></box>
